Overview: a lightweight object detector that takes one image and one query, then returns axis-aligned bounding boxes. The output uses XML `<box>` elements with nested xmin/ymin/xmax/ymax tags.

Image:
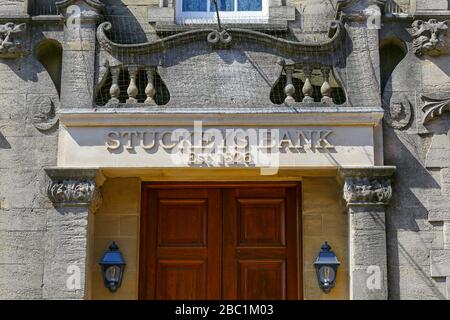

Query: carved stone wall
<box><xmin>0</xmin><ymin>29</ymin><xmax>61</xmax><ymax>298</ymax></box>
<box><xmin>381</xmin><ymin>13</ymin><xmax>450</xmax><ymax>299</ymax></box>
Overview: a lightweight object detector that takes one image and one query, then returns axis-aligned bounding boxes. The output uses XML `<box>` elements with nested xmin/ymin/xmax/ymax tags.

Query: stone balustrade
<box><xmin>105</xmin><ymin>65</ymin><xmax>159</xmax><ymax>106</ymax></box>
<box><xmin>282</xmin><ymin>64</ymin><xmax>343</xmax><ymax>105</ymax></box>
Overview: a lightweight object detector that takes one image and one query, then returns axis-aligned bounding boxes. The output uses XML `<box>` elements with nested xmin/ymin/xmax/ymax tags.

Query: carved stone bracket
<box><xmin>339</xmin><ymin>167</ymin><xmax>396</xmax><ymax>206</ymax></box>
<box><xmin>412</xmin><ymin>19</ymin><xmax>450</xmax><ymax>56</ymax></box>
<box><xmin>422</xmin><ymin>94</ymin><xmax>450</xmax><ymax>124</ymax></box>
<box><xmin>0</xmin><ymin>22</ymin><xmax>26</xmax><ymax>59</ymax></box>
<box><xmin>45</xmin><ymin>168</ymin><xmax>103</xmax><ymax>212</ymax></box>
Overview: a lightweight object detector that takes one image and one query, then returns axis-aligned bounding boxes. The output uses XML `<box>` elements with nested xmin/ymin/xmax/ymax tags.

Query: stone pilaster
<box><xmin>44</xmin><ymin>168</ymin><xmax>103</xmax><ymax>299</ymax></box>
<box><xmin>339</xmin><ymin>166</ymin><xmax>396</xmax><ymax>300</ymax></box>
<box><xmin>57</xmin><ymin>0</ymin><xmax>104</xmax><ymax>109</ymax></box>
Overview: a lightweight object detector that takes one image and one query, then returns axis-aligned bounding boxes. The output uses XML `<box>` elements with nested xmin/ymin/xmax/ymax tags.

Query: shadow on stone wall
<box><xmin>103</xmin><ymin>1</ymin><xmax>152</xmax><ymax>44</ymax></box>
<box><xmin>384</xmin><ymin>127</ymin><xmax>443</xmax><ymax>299</ymax></box>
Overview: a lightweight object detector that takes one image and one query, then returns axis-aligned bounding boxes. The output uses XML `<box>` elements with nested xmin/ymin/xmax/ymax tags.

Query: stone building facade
<box><xmin>0</xmin><ymin>0</ymin><xmax>449</xmax><ymax>300</ymax></box>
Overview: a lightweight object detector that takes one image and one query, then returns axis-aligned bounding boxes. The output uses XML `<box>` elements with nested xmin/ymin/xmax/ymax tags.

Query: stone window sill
<box><xmin>149</xmin><ymin>6</ymin><xmax>296</xmax><ymax>32</ymax></box>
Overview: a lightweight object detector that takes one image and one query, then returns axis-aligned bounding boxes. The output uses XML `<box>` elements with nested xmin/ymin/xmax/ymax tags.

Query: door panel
<box><xmin>140</xmin><ymin>188</ymin><xmax>221</xmax><ymax>300</ymax></box>
<box><xmin>237</xmin><ymin>199</ymin><xmax>286</xmax><ymax>246</ymax></box>
<box><xmin>156</xmin><ymin>260</ymin><xmax>207</xmax><ymax>300</ymax></box>
<box><xmin>157</xmin><ymin>199</ymin><xmax>208</xmax><ymax>246</ymax></box>
<box><xmin>238</xmin><ymin>260</ymin><xmax>286</xmax><ymax>300</ymax></box>
<box><xmin>222</xmin><ymin>187</ymin><xmax>300</xmax><ymax>300</ymax></box>
<box><xmin>140</xmin><ymin>184</ymin><xmax>301</xmax><ymax>300</ymax></box>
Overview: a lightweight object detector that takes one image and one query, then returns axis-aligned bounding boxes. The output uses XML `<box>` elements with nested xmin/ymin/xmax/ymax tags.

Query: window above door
<box><xmin>176</xmin><ymin>0</ymin><xmax>269</xmax><ymax>24</ymax></box>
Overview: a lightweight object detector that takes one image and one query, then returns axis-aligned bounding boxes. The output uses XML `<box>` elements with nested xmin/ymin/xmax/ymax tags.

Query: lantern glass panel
<box><xmin>318</xmin><ymin>265</ymin><xmax>335</xmax><ymax>285</ymax></box>
<box><xmin>105</xmin><ymin>265</ymin><xmax>121</xmax><ymax>282</ymax></box>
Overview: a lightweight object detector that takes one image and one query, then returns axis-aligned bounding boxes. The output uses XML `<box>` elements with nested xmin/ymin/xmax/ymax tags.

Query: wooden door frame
<box><xmin>139</xmin><ymin>182</ymin><xmax>303</xmax><ymax>300</ymax></box>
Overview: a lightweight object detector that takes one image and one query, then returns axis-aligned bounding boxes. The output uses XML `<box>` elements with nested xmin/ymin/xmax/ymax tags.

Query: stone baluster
<box><xmin>284</xmin><ymin>65</ymin><xmax>296</xmax><ymax>103</ymax></box>
<box><xmin>144</xmin><ymin>66</ymin><xmax>157</xmax><ymax>105</ymax></box>
<box><xmin>302</xmin><ymin>65</ymin><xmax>314</xmax><ymax>103</ymax></box>
<box><xmin>108</xmin><ymin>67</ymin><xmax>121</xmax><ymax>104</ymax></box>
<box><xmin>320</xmin><ymin>66</ymin><xmax>333</xmax><ymax>103</ymax></box>
<box><xmin>126</xmin><ymin>65</ymin><xmax>139</xmax><ymax>103</ymax></box>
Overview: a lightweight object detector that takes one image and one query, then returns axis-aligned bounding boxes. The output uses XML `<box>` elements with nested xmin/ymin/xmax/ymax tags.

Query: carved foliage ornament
<box><xmin>422</xmin><ymin>95</ymin><xmax>450</xmax><ymax>124</ymax></box>
<box><xmin>47</xmin><ymin>178</ymin><xmax>102</xmax><ymax>211</ymax></box>
<box><xmin>412</xmin><ymin>19</ymin><xmax>450</xmax><ymax>56</ymax></box>
<box><xmin>0</xmin><ymin>23</ymin><xmax>26</xmax><ymax>59</ymax></box>
<box><xmin>343</xmin><ymin>177</ymin><xmax>392</xmax><ymax>205</ymax></box>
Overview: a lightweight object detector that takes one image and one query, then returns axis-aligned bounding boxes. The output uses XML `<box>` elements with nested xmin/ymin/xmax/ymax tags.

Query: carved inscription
<box><xmin>106</xmin><ymin>129</ymin><xmax>334</xmax><ymax>151</ymax></box>
<box><xmin>105</xmin><ymin>129</ymin><xmax>335</xmax><ymax>166</ymax></box>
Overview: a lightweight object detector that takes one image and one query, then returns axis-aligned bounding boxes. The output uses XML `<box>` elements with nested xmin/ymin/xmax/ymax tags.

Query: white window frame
<box><xmin>175</xmin><ymin>0</ymin><xmax>269</xmax><ymax>24</ymax></box>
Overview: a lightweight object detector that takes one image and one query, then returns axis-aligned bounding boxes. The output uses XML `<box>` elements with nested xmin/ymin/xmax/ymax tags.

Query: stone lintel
<box><xmin>45</xmin><ymin>167</ymin><xmax>103</xmax><ymax>210</ymax></box>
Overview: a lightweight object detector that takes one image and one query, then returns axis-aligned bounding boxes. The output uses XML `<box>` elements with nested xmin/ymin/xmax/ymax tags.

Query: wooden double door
<box><xmin>139</xmin><ymin>183</ymin><xmax>302</xmax><ymax>300</ymax></box>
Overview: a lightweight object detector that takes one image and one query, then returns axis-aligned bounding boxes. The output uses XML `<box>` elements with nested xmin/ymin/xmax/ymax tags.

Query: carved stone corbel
<box><xmin>45</xmin><ymin>168</ymin><xmax>103</xmax><ymax>212</ymax></box>
<box><xmin>0</xmin><ymin>22</ymin><xmax>26</xmax><ymax>59</ymax></box>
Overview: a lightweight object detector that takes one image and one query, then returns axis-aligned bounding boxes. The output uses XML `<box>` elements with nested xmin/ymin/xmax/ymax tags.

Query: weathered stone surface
<box><xmin>387</xmin><ymin>230</ymin><xmax>437</xmax><ymax>268</ymax></box>
<box><xmin>428</xmin><ymin>195</ymin><xmax>450</xmax><ymax>222</ymax></box>
<box><xmin>430</xmin><ymin>249</ymin><xmax>450</xmax><ymax>277</ymax></box>
<box><xmin>0</xmin><ymin>208</ymin><xmax>47</xmax><ymax>231</ymax></box>
<box><xmin>0</xmin><ymin>264</ymin><xmax>43</xmax><ymax>299</ymax></box>
<box><xmin>0</xmin><ymin>0</ymin><xmax>26</xmax><ymax>14</ymax></box>
<box><xmin>416</xmin><ymin>0</ymin><xmax>448</xmax><ymax>11</ymax></box>
<box><xmin>0</xmin><ymin>231</ymin><xmax>44</xmax><ymax>264</ymax></box>
<box><xmin>388</xmin><ymin>266</ymin><xmax>447</xmax><ymax>300</ymax></box>
<box><xmin>60</xmin><ymin>50</ymin><xmax>96</xmax><ymax>109</ymax></box>
<box><xmin>350</xmin><ymin>206</ymin><xmax>386</xmax><ymax>231</ymax></box>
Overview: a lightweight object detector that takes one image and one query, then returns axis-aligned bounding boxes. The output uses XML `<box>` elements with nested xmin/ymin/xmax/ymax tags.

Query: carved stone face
<box><xmin>412</xmin><ymin>19</ymin><xmax>450</xmax><ymax>56</ymax></box>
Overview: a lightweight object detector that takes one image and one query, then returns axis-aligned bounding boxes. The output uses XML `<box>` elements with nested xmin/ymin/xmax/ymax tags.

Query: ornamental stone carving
<box><xmin>343</xmin><ymin>177</ymin><xmax>392</xmax><ymax>205</ymax></box>
<box><xmin>46</xmin><ymin>169</ymin><xmax>102</xmax><ymax>211</ymax></box>
<box><xmin>31</xmin><ymin>96</ymin><xmax>59</xmax><ymax>131</ymax></box>
<box><xmin>383</xmin><ymin>92</ymin><xmax>413</xmax><ymax>130</ymax></box>
<box><xmin>0</xmin><ymin>22</ymin><xmax>26</xmax><ymax>59</ymax></box>
<box><xmin>339</xmin><ymin>167</ymin><xmax>396</xmax><ymax>206</ymax></box>
<box><xmin>422</xmin><ymin>94</ymin><xmax>450</xmax><ymax>124</ymax></box>
<box><xmin>412</xmin><ymin>19</ymin><xmax>450</xmax><ymax>56</ymax></box>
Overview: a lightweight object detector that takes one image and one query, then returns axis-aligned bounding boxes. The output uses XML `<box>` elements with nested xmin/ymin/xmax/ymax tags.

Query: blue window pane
<box><xmin>210</xmin><ymin>0</ymin><xmax>234</xmax><ymax>11</ymax></box>
<box><xmin>183</xmin><ymin>0</ymin><xmax>207</xmax><ymax>11</ymax></box>
<box><xmin>237</xmin><ymin>0</ymin><xmax>262</xmax><ymax>11</ymax></box>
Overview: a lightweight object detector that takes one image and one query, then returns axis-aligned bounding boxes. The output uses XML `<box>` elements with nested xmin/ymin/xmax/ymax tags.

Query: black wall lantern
<box><xmin>99</xmin><ymin>242</ymin><xmax>126</xmax><ymax>292</ymax></box>
<box><xmin>314</xmin><ymin>242</ymin><xmax>340</xmax><ymax>293</ymax></box>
